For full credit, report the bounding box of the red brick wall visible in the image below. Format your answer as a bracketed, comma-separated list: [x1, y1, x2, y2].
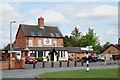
[102, 46, 120, 54]
[15, 59, 25, 69]
[14, 26, 63, 47]
[75, 53, 85, 60]
[0, 61, 9, 70]
[38, 17, 44, 28]
[14, 26, 26, 47]
[26, 37, 63, 47]
[75, 52, 97, 60]
[0, 60, 25, 70]
[1, 52, 25, 70]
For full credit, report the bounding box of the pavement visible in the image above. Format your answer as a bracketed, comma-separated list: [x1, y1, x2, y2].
[1, 61, 119, 78]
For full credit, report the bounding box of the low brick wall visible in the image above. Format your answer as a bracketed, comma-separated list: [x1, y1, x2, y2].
[15, 59, 25, 69]
[0, 59, 25, 70]
[0, 61, 9, 70]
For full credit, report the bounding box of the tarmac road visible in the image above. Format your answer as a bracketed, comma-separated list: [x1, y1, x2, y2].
[2, 61, 119, 78]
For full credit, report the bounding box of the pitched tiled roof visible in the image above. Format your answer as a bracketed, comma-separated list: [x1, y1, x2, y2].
[3, 44, 10, 51]
[67, 47, 96, 53]
[67, 47, 82, 53]
[20, 24, 63, 38]
[101, 44, 120, 54]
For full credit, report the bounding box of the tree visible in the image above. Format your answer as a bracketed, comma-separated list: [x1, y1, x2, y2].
[71, 27, 82, 40]
[63, 27, 102, 53]
[93, 43, 103, 53]
[71, 27, 82, 47]
[63, 36, 74, 47]
[80, 28, 101, 53]
[103, 42, 111, 49]
[101, 42, 111, 51]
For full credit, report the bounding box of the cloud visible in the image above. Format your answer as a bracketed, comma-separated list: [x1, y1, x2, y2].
[0, 3, 35, 48]
[30, 9, 68, 26]
[106, 22, 118, 36]
[0, 3, 20, 47]
[75, 5, 117, 19]
[41, 10, 67, 25]
[106, 28, 118, 36]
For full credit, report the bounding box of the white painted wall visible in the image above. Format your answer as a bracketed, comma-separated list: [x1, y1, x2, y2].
[59, 51, 68, 61]
[36, 51, 38, 58]
[54, 53, 57, 61]
[13, 51, 21, 60]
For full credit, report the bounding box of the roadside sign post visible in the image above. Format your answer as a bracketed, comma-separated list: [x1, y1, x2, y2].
[81, 46, 93, 72]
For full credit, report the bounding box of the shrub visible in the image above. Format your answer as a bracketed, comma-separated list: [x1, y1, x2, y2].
[36, 57, 43, 62]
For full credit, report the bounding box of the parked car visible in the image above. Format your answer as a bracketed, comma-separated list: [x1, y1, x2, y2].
[98, 56, 105, 62]
[77, 56, 94, 62]
[92, 57, 99, 62]
[25, 56, 38, 64]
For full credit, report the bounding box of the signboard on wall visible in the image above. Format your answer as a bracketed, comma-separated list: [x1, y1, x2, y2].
[44, 38, 52, 45]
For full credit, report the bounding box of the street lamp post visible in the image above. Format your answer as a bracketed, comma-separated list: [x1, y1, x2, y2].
[9, 21, 16, 70]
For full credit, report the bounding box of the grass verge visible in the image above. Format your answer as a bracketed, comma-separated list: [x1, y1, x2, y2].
[40, 68, 119, 78]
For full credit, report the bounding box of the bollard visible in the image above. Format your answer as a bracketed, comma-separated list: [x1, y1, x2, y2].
[43, 61, 45, 68]
[59, 61, 62, 67]
[51, 61, 54, 68]
[74, 61, 77, 67]
[33, 62, 35, 68]
[9, 62, 11, 70]
[67, 61, 69, 67]
[81, 61, 84, 66]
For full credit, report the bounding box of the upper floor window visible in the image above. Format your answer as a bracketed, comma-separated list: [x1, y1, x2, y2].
[29, 40, 33, 46]
[38, 32, 42, 36]
[30, 31, 35, 36]
[55, 33, 59, 37]
[38, 40, 42, 47]
[53, 41, 57, 46]
[50, 33, 55, 37]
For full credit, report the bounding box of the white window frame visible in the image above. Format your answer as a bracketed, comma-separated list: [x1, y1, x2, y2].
[29, 40, 33, 46]
[53, 41, 57, 46]
[59, 51, 65, 58]
[38, 40, 42, 47]
[43, 51, 46, 58]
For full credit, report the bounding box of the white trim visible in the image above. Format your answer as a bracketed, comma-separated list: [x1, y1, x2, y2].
[29, 40, 33, 47]
[36, 51, 38, 58]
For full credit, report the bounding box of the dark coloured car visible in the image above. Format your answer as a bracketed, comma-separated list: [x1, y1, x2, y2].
[25, 56, 37, 64]
[77, 56, 97, 62]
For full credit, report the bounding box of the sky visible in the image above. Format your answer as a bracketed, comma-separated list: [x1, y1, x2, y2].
[0, 0, 119, 49]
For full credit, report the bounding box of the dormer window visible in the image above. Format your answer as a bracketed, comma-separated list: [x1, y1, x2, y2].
[50, 33, 54, 37]
[55, 33, 59, 37]
[38, 32, 42, 36]
[30, 31, 35, 36]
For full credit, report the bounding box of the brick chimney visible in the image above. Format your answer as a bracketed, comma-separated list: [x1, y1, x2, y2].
[38, 16, 44, 28]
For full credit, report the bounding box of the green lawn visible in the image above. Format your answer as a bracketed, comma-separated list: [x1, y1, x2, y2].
[40, 68, 119, 78]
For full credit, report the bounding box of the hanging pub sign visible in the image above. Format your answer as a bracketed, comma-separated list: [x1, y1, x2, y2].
[44, 38, 52, 45]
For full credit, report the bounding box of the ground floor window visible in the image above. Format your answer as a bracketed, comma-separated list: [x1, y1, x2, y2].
[43, 51, 46, 58]
[59, 51, 65, 58]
